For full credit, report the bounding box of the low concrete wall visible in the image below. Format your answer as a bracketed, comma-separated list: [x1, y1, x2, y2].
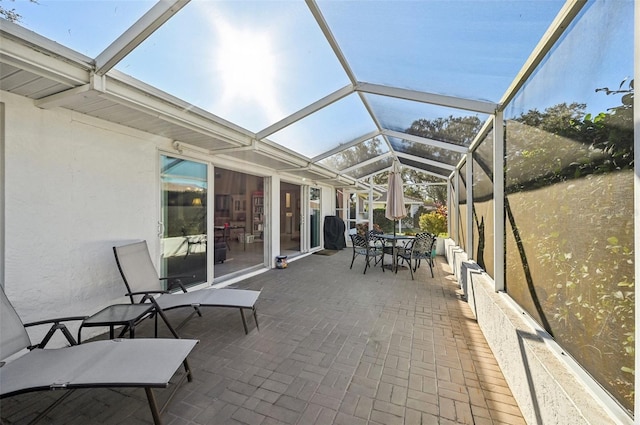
[445, 240, 467, 282]
[435, 237, 446, 256]
[444, 239, 631, 425]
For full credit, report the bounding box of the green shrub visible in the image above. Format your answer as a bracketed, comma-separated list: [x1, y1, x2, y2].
[419, 211, 447, 235]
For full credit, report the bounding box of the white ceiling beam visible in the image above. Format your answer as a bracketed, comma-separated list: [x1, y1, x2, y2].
[498, 0, 587, 110]
[356, 82, 497, 114]
[97, 76, 251, 146]
[468, 116, 495, 153]
[307, 2, 397, 163]
[356, 170, 385, 183]
[306, 0, 358, 85]
[401, 164, 449, 180]
[0, 31, 91, 87]
[356, 91, 397, 161]
[340, 152, 393, 174]
[410, 182, 448, 187]
[34, 83, 95, 109]
[355, 160, 405, 182]
[94, 0, 190, 75]
[0, 19, 93, 67]
[277, 166, 311, 173]
[306, 0, 394, 182]
[35, 73, 109, 109]
[383, 129, 469, 154]
[307, 162, 342, 178]
[307, 0, 397, 187]
[209, 142, 256, 155]
[109, 68, 254, 137]
[315, 175, 358, 187]
[311, 130, 380, 162]
[281, 161, 347, 179]
[254, 140, 311, 169]
[395, 151, 456, 171]
[308, 163, 357, 184]
[255, 84, 354, 140]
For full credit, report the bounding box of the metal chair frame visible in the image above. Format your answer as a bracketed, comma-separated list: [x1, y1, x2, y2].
[395, 233, 436, 279]
[349, 233, 384, 274]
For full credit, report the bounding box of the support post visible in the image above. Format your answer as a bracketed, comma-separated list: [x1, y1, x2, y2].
[466, 154, 473, 259]
[454, 169, 460, 245]
[494, 112, 505, 292]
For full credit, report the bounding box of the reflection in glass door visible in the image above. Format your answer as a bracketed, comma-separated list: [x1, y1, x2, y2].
[160, 155, 207, 287]
[310, 187, 321, 249]
[212, 167, 265, 279]
[280, 182, 300, 254]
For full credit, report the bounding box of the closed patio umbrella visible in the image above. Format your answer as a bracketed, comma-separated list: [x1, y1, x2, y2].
[385, 160, 407, 237]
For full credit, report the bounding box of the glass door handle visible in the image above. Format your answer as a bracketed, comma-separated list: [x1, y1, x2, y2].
[157, 221, 165, 238]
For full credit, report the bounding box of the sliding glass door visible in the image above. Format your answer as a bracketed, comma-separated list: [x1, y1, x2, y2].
[310, 187, 321, 249]
[212, 167, 265, 279]
[160, 155, 207, 287]
[280, 182, 301, 255]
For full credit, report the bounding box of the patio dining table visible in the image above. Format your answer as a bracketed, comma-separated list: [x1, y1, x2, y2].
[214, 225, 246, 251]
[375, 233, 414, 271]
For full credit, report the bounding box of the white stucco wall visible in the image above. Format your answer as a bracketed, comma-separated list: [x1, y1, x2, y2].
[2, 91, 166, 345]
[1, 91, 344, 347]
[444, 238, 632, 425]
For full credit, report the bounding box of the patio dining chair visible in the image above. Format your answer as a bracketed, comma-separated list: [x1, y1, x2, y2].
[349, 233, 383, 274]
[0, 286, 198, 425]
[395, 232, 436, 279]
[215, 225, 232, 251]
[113, 240, 261, 335]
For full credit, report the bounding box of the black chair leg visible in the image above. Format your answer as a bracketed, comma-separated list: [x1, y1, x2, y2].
[145, 388, 162, 425]
[240, 309, 248, 334]
[253, 307, 259, 331]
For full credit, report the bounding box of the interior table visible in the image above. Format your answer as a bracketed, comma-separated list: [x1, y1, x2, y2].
[214, 225, 246, 251]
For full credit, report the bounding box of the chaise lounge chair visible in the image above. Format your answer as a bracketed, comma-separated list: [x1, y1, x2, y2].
[113, 240, 261, 335]
[0, 286, 198, 425]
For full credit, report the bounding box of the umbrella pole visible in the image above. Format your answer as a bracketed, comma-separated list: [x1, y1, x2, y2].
[393, 220, 397, 271]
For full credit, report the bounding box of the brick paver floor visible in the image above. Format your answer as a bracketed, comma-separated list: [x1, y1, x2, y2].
[1, 250, 525, 425]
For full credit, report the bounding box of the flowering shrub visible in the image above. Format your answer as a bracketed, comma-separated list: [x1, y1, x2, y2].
[419, 203, 447, 235]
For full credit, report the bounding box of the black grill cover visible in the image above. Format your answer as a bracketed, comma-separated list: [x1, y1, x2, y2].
[324, 216, 346, 250]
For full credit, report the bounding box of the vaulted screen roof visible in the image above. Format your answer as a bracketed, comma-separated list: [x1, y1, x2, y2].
[1, 0, 569, 187]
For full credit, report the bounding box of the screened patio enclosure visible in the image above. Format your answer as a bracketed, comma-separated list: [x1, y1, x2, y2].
[0, 0, 637, 423]
[2, 0, 578, 186]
